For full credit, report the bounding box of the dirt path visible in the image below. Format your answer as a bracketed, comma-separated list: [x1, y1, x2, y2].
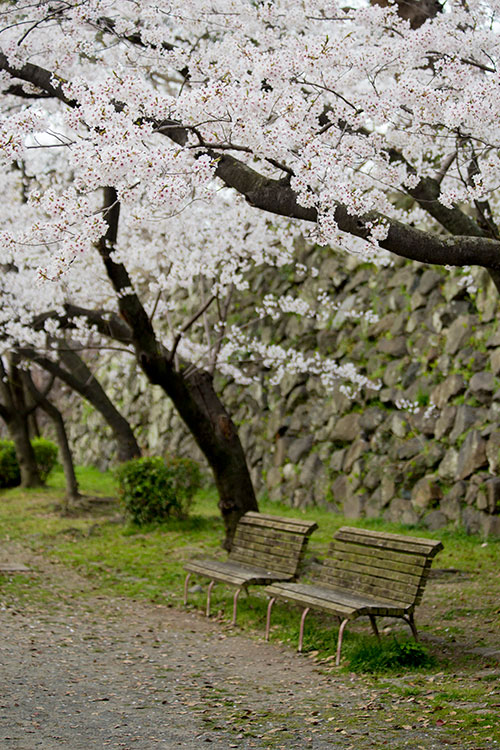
[0, 544, 498, 750]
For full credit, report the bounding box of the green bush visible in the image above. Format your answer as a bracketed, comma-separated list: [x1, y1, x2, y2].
[116, 454, 203, 525]
[32, 438, 59, 482]
[164, 453, 203, 511]
[0, 437, 58, 488]
[116, 456, 182, 525]
[0, 440, 21, 488]
[346, 636, 436, 673]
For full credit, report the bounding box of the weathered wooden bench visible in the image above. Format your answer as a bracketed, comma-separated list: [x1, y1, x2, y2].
[184, 511, 318, 624]
[265, 526, 443, 665]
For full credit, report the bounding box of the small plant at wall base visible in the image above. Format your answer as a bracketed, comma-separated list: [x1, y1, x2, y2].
[346, 636, 436, 674]
[116, 455, 202, 525]
[0, 438, 58, 489]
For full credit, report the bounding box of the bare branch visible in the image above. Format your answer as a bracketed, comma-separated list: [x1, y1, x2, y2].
[169, 292, 217, 365]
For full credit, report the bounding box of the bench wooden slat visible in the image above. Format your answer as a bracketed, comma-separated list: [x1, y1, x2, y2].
[321, 559, 425, 590]
[185, 559, 290, 586]
[267, 583, 409, 618]
[235, 526, 306, 546]
[233, 532, 305, 556]
[329, 540, 431, 571]
[230, 550, 298, 575]
[238, 512, 318, 536]
[322, 554, 427, 586]
[268, 581, 409, 612]
[323, 559, 425, 586]
[335, 527, 443, 557]
[232, 537, 305, 559]
[317, 569, 420, 603]
[317, 575, 420, 605]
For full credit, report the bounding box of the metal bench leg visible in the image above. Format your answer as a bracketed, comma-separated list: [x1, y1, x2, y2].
[265, 597, 276, 641]
[232, 587, 242, 626]
[206, 580, 215, 617]
[404, 612, 418, 641]
[298, 607, 310, 652]
[183, 573, 191, 606]
[336, 619, 349, 666]
[369, 614, 380, 641]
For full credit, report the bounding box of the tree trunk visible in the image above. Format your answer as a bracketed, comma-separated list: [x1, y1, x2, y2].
[97, 186, 258, 548]
[27, 411, 41, 440]
[20, 345, 141, 462]
[190, 371, 259, 548]
[0, 358, 43, 487]
[58, 347, 141, 462]
[6, 412, 43, 487]
[142, 359, 258, 549]
[22, 372, 81, 509]
[45, 406, 81, 510]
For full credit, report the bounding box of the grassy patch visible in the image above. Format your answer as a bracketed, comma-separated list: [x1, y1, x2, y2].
[346, 636, 436, 673]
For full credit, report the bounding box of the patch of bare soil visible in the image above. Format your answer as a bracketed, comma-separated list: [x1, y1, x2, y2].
[0, 541, 499, 750]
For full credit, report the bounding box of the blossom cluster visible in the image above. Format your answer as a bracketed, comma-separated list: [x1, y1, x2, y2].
[0, 0, 499, 388]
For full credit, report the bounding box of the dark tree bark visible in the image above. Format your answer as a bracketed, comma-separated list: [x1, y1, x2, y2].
[141, 362, 258, 549]
[58, 345, 141, 463]
[22, 371, 81, 509]
[92, 187, 258, 549]
[0, 357, 42, 487]
[19, 343, 141, 463]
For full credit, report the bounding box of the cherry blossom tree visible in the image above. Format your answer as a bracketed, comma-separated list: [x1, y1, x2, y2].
[1, 0, 500, 543]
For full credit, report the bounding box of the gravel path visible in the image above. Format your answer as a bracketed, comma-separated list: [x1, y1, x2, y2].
[0, 546, 495, 749]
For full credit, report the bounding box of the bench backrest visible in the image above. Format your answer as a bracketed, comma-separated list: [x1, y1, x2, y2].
[229, 512, 318, 576]
[317, 526, 443, 607]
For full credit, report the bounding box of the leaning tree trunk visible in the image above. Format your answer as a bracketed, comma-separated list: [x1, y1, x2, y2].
[0, 358, 42, 487]
[141, 358, 258, 550]
[6, 412, 43, 487]
[58, 347, 141, 462]
[188, 370, 259, 548]
[87, 186, 259, 548]
[20, 345, 142, 463]
[22, 371, 81, 510]
[42, 403, 81, 510]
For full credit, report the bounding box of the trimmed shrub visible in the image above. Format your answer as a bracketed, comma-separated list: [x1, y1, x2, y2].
[32, 438, 59, 483]
[0, 440, 21, 488]
[164, 453, 203, 512]
[0, 438, 58, 488]
[116, 456, 181, 525]
[116, 454, 203, 524]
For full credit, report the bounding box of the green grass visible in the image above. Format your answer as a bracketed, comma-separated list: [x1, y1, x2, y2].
[346, 636, 436, 673]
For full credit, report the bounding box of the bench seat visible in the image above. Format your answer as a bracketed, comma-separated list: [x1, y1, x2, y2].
[266, 581, 411, 618]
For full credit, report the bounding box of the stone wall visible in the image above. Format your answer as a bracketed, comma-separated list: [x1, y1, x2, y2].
[67, 247, 500, 537]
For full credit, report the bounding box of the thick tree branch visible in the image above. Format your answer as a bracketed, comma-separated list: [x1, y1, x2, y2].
[33, 304, 133, 344]
[0, 52, 76, 106]
[3, 54, 500, 272]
